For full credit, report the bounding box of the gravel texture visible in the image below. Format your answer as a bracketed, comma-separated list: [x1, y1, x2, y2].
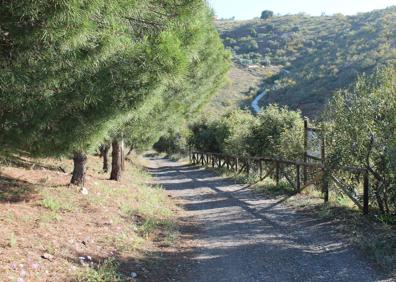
[147, 157, 389, 282]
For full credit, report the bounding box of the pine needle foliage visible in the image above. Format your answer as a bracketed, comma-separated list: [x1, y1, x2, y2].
[0, 0, 229, 156]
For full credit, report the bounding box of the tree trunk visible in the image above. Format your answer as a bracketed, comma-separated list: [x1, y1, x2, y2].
[102, 144, 110, 172]
[121, 138, 125, 171]
[71, 152, 87, 186]
[99, 144, 106, 157]
[110, 139, 122, 181]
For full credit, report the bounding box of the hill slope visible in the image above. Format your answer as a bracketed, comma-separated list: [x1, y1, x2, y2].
[214, 7, 396, 117]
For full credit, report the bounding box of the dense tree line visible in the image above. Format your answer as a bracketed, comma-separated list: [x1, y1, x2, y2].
[0, 0, 230, 184]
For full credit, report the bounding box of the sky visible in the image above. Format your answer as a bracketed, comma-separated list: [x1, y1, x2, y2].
[207, 0, 396, 19]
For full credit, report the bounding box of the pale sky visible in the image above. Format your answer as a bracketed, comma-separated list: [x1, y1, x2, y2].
[208, 0, 396, 19]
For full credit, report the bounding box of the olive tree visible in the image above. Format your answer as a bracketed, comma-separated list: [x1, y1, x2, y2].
[323, 66, 396, 213]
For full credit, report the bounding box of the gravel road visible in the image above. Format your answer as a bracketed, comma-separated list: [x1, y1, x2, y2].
[147, 157, 388, 282]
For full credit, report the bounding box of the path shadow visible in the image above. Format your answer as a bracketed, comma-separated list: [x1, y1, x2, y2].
[143, 160, 388, 280]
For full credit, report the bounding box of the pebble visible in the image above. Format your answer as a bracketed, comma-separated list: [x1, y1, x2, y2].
[80, 187, 89, 195]
[41, 253, 54, 261]
[130, 272, 138, 278]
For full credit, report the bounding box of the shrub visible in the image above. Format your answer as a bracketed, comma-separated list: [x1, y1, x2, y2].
[188, 119, 229, 153]
[246, 105, 304, 159]
[261, 10, 274, 20]
[323, 66, 396, 214]
[153, 129, 188, 155]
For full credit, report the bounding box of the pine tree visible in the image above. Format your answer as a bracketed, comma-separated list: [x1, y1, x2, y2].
[0, 1, 229, 184]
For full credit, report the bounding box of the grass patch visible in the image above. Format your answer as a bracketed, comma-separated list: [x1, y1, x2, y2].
[103, 231, 145, 253]
[40, 194, 76, 212]
[77, 258, 123, 282]
[359, 232, 396, 271]
[8, 232, 17, 248]
[252, 179, 295, 197]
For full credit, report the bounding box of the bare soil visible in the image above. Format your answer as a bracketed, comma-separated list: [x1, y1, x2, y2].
[0, 154, 176, 281]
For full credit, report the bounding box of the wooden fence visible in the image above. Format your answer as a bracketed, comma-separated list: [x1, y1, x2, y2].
[190, 151, 370, 215]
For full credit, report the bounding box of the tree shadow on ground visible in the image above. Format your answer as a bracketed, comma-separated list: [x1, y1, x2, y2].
[141, 162, 392, 281]
[0, 174, 37, 203]
[1, 154, 66, 172]
[67, 160, 394, 281]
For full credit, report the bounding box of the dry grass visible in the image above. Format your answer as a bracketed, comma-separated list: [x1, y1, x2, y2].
[0, 154, 178, 281]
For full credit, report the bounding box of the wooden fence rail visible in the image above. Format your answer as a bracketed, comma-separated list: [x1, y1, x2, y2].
[190, 151, 370, 215]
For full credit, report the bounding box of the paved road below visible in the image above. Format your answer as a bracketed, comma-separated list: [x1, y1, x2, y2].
[147, 157, 385, 282]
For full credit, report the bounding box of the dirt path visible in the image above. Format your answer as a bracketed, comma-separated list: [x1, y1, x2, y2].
[146, 157, 385, 282]
[251, 90, 266, 113]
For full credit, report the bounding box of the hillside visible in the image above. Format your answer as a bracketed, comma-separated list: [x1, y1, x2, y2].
[213, 7, 396, 117]
[204, 64, 278, 116]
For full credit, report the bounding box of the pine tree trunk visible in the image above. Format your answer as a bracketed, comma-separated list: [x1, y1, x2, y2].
[99, 145, 104, 157]
[71, 152, 87, 186]
[110, 139, 122, 181]
[121, 138, 125, 171]
[102, 145, 110, 172]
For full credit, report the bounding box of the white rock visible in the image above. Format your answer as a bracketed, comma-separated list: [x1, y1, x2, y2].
[80, 187, 89, 195]
[130, 272, 138, 278]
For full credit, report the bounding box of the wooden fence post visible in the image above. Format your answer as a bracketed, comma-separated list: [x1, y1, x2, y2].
[303, 118, 308, 184]
[296, 164, 301, 193]
[236, 157, 239, 172]
[275, 161, 280, 186]
[259, 160, 263, 180]
[322, 169, 329, 203]
[363, 170, 369, 215]
[246, 159, 250, 176]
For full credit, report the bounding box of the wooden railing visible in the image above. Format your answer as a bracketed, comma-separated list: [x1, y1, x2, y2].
[190, 151, 370, 215]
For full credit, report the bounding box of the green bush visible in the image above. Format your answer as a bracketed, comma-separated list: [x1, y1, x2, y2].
[153, 129, 188, 155]
[261, 10, 274, 20]
[246, 105, 304, 159]
[188, 119, 229, 153]
[323, 66, 396, 214]
[187, 105, 304, 160]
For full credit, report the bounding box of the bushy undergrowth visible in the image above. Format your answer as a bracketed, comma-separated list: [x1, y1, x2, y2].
[187, 105, 304, 160]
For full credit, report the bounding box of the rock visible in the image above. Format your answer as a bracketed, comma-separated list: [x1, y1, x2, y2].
[130, 272, 138, 278]
[19, 270, 27, 277]
[80, 187, 89, 195]
[79, 257, 88, 266]
[41, 253, 54, 261]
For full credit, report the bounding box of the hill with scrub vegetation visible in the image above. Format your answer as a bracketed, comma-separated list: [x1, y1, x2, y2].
[211, 6, 396, 117]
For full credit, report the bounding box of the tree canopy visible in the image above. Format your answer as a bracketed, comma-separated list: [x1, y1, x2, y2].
[260, 10, 274, 20]
[0, 0, 229, 158]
